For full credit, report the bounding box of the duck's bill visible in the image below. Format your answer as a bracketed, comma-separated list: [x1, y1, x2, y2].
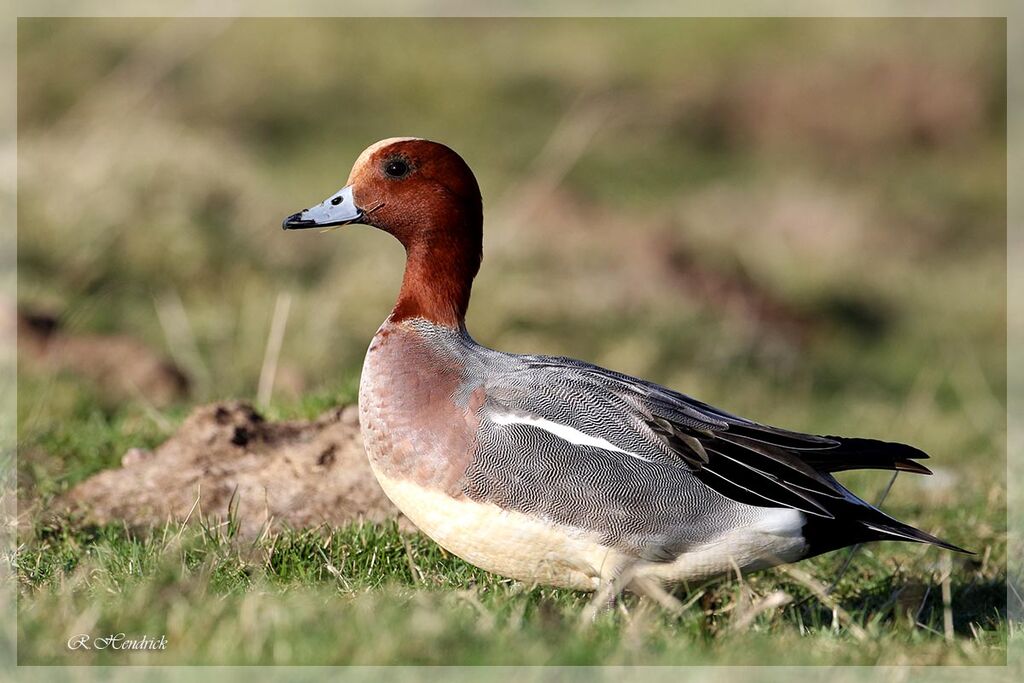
[282, 185, 363, 230]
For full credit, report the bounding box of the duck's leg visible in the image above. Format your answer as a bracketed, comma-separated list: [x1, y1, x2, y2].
[580, 559, 638, 623]
[630, 576, 686, 616]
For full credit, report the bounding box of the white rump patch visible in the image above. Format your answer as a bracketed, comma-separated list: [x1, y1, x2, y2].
[750, 507, 806, 538]
[490, 412, 648, 461]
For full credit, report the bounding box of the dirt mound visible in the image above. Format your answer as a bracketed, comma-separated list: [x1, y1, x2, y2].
[17, 307, 190, 407]
[58, 401, 404, 536]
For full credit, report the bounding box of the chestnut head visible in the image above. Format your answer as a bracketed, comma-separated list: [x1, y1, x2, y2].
[283, 137, 482, 253]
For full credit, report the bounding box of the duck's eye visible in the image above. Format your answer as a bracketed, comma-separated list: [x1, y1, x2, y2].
[384, 159, 409, 178]
[330, 195, 344, 206]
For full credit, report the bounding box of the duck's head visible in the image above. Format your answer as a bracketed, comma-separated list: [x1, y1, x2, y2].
[283, 137, 482, 248]
[283, 138, 484, 327]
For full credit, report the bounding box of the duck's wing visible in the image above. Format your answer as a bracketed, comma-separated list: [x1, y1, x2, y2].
[482, 354, 939, 526]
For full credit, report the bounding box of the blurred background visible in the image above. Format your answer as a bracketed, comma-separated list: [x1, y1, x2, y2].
[16, 16, 1005, 538]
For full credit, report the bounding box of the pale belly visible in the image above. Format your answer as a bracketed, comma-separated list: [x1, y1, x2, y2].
[370, 467, 610, 590]
[368, 463, 809, 592]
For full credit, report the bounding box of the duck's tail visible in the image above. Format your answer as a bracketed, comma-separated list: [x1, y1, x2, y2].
[801, 476, 972, 556]
[857, 516, 971, 554]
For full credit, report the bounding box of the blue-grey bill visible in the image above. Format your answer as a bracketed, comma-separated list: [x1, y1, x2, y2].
[282, 185, 362, 230]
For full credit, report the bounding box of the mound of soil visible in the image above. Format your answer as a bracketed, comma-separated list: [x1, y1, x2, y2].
[58, 401, 404, 536]
[17, 308, 190, 407]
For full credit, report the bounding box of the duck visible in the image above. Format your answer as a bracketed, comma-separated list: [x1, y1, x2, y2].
[283, 137, 967, 597]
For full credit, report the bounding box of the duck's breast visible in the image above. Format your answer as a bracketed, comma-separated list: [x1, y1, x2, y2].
[358, 321, 482, 495]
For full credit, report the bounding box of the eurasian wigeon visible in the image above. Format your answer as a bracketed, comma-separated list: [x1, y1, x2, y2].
[283, 137, 967, 595]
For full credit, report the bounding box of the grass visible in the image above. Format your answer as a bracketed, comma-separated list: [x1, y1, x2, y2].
[12, 366, 1008, 666]
[13, 515, 1007, 665]
[13, 17, 1009, 666]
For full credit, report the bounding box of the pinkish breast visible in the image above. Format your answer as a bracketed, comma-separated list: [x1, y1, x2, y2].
[358, 321, 483, 496]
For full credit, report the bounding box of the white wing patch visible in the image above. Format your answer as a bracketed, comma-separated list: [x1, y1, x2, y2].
[490, 412, 649, 461]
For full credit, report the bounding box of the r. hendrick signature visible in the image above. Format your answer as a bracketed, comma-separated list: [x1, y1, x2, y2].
[67, 633, 167, 651]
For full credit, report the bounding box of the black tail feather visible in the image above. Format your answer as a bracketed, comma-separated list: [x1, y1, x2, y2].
[859, 519, 972, 554]
[802, 436, 934, 476]
[802, 500, 973, 556]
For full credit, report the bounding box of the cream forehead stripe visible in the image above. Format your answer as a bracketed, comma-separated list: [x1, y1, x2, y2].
[353, 137, 425, 168]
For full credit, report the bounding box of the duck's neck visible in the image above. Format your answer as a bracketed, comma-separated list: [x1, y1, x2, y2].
[390, 228, 481, 329]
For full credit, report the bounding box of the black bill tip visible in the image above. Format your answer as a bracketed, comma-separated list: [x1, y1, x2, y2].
[282, 212, 315, 230]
